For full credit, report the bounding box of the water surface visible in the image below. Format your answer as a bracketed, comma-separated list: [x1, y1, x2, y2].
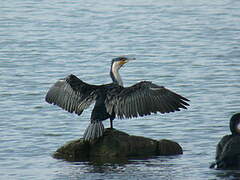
[1, 0, 240, 179]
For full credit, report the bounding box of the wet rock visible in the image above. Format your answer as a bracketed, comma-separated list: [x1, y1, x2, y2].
[54, 138, 90, 162]
[53, 128, 182, 163]
[158, 139, 183, 155]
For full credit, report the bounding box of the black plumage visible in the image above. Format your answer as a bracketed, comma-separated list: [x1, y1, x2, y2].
[45, 56, 190, 141]
[210, 113, 240, 169]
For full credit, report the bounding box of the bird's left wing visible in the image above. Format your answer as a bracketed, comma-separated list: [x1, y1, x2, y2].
[105, 81, 190, 119]
[45, 74, 100, 115]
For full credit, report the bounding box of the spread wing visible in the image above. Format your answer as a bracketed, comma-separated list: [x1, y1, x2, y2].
[105, 81, 190, 119]
[45, 74, 100, 115]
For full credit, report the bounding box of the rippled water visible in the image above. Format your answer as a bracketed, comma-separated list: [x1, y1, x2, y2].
[1, 0, 240, 179]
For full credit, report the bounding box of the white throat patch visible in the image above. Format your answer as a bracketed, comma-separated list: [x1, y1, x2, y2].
[112, 62, 123, 86]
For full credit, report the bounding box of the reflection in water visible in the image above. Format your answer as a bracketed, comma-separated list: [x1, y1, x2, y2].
[55, 156, 181, 180]
[213, 170, 240, 180]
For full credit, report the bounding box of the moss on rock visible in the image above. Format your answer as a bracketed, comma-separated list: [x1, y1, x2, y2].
[53, 128, 182, 163]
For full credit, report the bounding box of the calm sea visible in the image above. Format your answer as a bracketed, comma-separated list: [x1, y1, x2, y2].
[1, 0, 240, 179]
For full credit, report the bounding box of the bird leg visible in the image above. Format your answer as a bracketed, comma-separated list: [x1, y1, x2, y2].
[110, 119, 113, 129]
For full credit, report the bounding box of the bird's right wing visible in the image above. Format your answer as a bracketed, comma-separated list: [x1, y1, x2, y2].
[45, 74, 100, 115]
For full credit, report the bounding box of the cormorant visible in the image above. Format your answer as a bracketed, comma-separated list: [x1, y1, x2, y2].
[45, 56, 190, 141]
[210, 113, 240, 169]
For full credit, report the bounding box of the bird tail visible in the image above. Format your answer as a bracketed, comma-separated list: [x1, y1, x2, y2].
[83, 120, 104, 141]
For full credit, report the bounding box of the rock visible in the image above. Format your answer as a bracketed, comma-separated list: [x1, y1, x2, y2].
[53, 128, 183, 163]
[158, 139, 183, 155]
[54, 139, 90, 162]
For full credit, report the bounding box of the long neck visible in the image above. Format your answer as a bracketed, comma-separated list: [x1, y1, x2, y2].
[110, 64, 123, 86]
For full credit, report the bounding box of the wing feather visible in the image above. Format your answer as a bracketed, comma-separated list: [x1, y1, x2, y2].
[45, 74, 99, 115]
[105, 81, 189, 119]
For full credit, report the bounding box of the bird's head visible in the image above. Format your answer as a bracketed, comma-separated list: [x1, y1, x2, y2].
[230, 113, 240, 135]
[111, 56, 135, 70]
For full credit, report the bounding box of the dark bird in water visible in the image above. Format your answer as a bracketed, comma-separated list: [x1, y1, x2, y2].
[45, 56, 190, 141]
[210, 113, 240, 169]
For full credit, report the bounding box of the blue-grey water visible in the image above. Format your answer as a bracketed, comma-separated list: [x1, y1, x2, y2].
[1, 0, 240, 179]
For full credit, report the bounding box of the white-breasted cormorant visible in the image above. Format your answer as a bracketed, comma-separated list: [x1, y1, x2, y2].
[45, 56, 190, 141]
